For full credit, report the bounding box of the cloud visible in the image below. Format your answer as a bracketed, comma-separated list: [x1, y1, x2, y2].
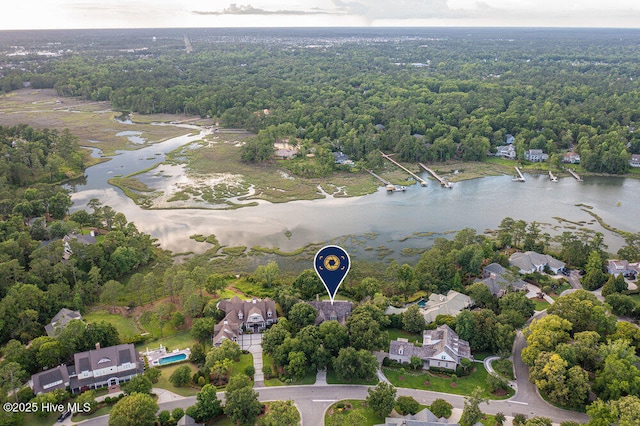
[193, 3, 346, 16]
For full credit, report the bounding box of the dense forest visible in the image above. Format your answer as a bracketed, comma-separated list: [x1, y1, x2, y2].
[2, 28, 640, 174]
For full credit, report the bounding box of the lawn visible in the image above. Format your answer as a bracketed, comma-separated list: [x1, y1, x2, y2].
[386, 328, 421, 345]
[326, 367, 378, 386]
[231, 353, 254, 378]
[324, 400, 384, 426]
[84, 310, 143, 340]
[383, 364, 513, 400]
[155, 362, 201, 397]
[492, 359, 515, 380]
[532, 298, 551, 311]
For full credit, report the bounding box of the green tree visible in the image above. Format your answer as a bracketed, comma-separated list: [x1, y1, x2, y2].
[224, 385, 262, 426]
[261, 400, 300, 426]
[288, 302, 317, 329]
[287, 351, 308, 381]
[76, 390, 98, 414]
[122, 375, 153, 395]
[395, 395, 420, 416]
[187, 384, 223, 423]
[333, 347, 378, 382]
[0, 362, 28, 401]
[254, 261, 280, 288]
[169, 365, 192, 387]
[402, 304, 426, 333]
[522, 315, 572, 366]
[459, 387, 488, 426]
[366, 382, 396, 418]
[292, 269, 325, 300]
[109, 393, 158, 426]
[429, 398, 453, 418]
[319, 320, 349, 357]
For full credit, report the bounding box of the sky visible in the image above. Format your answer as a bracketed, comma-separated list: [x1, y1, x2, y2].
[2, 0, 640, 30]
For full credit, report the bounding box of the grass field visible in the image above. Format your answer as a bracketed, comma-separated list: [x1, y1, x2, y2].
[386, 328, 421, 345]
[383, 363, 513, 400]
[532, 298, 551, 311]
[324, 400, 385, 426]
[84, 310, 143, 339]
[154, 362, 200, 397]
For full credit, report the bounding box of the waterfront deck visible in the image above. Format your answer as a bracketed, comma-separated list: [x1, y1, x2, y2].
[567, 168, 583, 181]
[513, 167, 525, 182]
[418, 163, 452, 188]
[380, 152, 427, 186]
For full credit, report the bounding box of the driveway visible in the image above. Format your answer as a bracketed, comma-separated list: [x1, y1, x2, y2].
[239, 333, 264, 386]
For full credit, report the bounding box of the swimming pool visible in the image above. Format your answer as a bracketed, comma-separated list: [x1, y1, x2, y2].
[158, 353, 187, 365]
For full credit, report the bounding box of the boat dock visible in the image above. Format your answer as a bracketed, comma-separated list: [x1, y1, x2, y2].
[368, 170, 405, 191]
[548, 171, 558, 182]
[513, 167, 526, 182]
[418, 163, 452, 188]
[567, 168, 583, 181]
[380, 152, 428, 186]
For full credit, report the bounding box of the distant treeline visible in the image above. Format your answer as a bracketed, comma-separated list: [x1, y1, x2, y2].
[3, 29, 640, 172]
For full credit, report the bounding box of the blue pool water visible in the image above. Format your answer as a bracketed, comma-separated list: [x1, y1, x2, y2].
[417, 300, 426, 307]
[158, 353, 187, 365]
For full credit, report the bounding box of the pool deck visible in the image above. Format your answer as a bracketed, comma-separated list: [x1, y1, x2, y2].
[144, 346, 191, 367]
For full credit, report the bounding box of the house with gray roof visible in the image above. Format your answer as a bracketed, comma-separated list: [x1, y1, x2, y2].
[509, 251, 565, 275]
[376, 406, 460, 426]
[30, 365, 70, 395]
[388, 324, 472, 371]
[525, 149, 548, 162]
[307, 300, 353, 325]
[495, 144, 516, 159]
[212, 319, 242, 346]
[607, 259, 639, 278]
[422, 290, 472, 323]
[475, 263, 527, 297]
[217, 296, 277, 333]
[630, 154, 640, 168]
[30, 343, 144, 395]
[45, 308, 82, 336]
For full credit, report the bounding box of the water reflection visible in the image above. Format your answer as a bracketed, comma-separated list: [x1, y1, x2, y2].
[68, 127, 639, 257]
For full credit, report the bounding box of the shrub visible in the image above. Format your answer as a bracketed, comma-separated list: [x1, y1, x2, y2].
[395, 396, 420, 416]
[16, 387, 34, 403]
[244, 365, 255, 378]
[429, 398, 452, 418]
[262, 365, 273, 379]
[513, 413, 528, 425]
[172, 407, 184, 421]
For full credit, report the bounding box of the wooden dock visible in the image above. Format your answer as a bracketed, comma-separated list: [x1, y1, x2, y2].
[513, 167, 525, 182]
[548, 171, 558, 182]
[418, 163, 452, 188]
[567, 168, 583, 181]
[380, 152, 427, 187]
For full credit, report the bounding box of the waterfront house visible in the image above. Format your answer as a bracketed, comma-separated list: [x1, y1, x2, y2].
[475, 263, 527, 297]
[525, 149, 548, 162]
[388, 324, 472, 371]
[45, 308, 82, 337]
[217, 296, 277, 333]
[307, 300, 353, 325]
[421, 290, 473, 323]
[495, 144, 516, 159]
[607, 259, 639, 278]
[30, 343, 144, 394]
[563, 151, 581, 164]
[509, 251, 565, 274]
[630, 154, 640, 168]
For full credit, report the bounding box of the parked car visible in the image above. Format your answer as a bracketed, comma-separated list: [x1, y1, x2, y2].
[57, 410, 71, 423]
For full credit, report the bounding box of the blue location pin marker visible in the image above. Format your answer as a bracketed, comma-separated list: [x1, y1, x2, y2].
[314, 245, 351, 304]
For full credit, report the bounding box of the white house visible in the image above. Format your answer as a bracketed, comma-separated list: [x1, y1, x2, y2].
[509, 251, 565, 274]
[388, 325, 472, 371]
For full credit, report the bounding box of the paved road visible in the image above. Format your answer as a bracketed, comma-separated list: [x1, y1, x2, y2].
[77, 381, 588, 426]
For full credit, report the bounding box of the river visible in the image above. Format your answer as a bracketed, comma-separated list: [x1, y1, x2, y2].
[68, 128, 639, 259]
